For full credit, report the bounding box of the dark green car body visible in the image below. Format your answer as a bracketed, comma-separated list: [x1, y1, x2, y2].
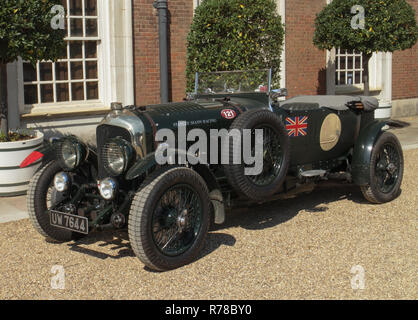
[23, 70, 404, 271]
[34, 90, 387, 216]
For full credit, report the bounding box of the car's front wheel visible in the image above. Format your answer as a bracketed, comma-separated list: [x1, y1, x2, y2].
[27, 161, 77, 242]
[360, 132, 404, 204]
[128, 167, 211, 271]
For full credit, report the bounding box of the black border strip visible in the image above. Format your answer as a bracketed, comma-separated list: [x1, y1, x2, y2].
[0, 181, 29, 187]
[0, 160, 41, 170]
[0, 142, 43, 152]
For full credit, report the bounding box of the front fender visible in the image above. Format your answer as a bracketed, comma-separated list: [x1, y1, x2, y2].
[351, 120, 389, 186]
[125, 152, 158, 180]
[125, 148, 201, 180]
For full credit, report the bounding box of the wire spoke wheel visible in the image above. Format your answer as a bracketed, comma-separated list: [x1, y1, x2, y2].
[247, 125, 284, 187]
[27, 161, 80, 242]
[361, 132, 404, 204]
[152, 185, 203, 256]
[129, 167, 210, 271]
[374, 143, 400, 194]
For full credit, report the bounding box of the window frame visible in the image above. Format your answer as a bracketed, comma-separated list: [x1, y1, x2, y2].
[9, 0, 134, 120]
[20, 0, 103, 114]
[327, 49, 383, 95]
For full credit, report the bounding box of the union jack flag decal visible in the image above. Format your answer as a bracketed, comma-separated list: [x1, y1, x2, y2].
[285, 116, 308, 137]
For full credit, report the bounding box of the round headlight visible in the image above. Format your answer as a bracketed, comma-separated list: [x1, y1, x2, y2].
[54, 172, 70, 192]
[98, 178, 118, 200]
[59, 138, 87, 170]
[102, 138, 134, 176]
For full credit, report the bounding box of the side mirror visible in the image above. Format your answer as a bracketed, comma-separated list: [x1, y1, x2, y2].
[270, 88, 288, 101]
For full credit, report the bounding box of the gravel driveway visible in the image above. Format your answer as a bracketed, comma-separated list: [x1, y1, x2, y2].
[0, 149, 417, 300]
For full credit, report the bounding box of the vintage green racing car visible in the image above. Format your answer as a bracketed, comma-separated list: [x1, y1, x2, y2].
[20, 70, 404, 271]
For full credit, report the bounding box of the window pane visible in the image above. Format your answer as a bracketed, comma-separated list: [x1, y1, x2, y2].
[339, 72, 346, 85]
[56, 83, 69, 102]
[340, 57, 346, 70]
[55, 62, 68, 80]
[24, 85, 38, 104]
[347, 72, 354, 85]
[71, 82, 84, 100]
[23, 63, 37, 82]
[70, 18, 83, 36]
[86, 61, 97, 79]
[347, 56, 353, 69]
[41, 84, 54, 103]
[23, 0, 100, 106]
[355, 56, 361, 69]
[60, 44, 68, 60]
[70, 0, 82, 15]
[70, 41, 83, 58]
[40, 63, 53, 81]
[86, 81, 98, 100]
[85, 41, 97, 58]
[70, 62, 83, 79]
[355, 71, 361, 84]
[85, 19, 98, 37]
[85, 0, 97, 16]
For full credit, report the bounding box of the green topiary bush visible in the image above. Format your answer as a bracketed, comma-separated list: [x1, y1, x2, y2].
[313, 0, 418, 95]
[0, 0, 66, 140]
[186, 0, 285, 93]
[0, 0, 66, 65]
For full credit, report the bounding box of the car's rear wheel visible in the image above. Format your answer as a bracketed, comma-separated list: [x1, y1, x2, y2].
[360, 132, 404, 204]
[128, 167, 210, 271]
[223, 109, 290, 200]
[27, 161, 78, 242]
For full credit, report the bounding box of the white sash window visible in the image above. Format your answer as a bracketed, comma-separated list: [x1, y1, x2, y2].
[23, 0, 100, 106]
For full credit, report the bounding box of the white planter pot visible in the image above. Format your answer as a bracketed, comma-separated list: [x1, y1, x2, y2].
[375, 101, 392, 120]
[0, 131, 44, 197]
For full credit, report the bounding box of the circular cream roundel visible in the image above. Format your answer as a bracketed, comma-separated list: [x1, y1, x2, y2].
[320, 114, 342, 151]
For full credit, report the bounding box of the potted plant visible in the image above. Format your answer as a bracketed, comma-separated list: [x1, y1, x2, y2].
[0, 130, 45, 196]
[186, 0, 285, 92]
[0, 0, 66, 196]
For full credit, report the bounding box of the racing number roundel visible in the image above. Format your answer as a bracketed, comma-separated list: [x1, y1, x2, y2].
[221, 109, 237, 120]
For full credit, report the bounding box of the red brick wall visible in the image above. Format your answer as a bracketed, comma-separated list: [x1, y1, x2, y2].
[168, 1, 194, 102]
[392, 0, 418, 100]
[285, 0, 327, 97]
[132, 0, 193, 105]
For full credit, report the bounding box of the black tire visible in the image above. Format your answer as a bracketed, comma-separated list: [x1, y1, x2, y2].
[128, 167, 211, 271]
[27, 161, 78, 242]
[361, 132, 404, 204]
[223, 109, 290, 200]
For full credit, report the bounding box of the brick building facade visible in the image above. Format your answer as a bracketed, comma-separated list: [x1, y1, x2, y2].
[132, 0, 194, 105]
[3, 0, 418, 139]
[131, 0, 417, 116]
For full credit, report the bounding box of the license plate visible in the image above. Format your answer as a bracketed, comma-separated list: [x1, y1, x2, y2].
[50, 210, 89, 235]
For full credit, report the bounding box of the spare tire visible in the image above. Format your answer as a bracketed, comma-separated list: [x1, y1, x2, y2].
[223, 109, 290, 201]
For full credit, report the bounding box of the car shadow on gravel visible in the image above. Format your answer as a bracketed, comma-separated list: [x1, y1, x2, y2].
[63, 182, 382, 269]
[143, 232, 237, 273]
[215, 182, 369, 232]
[67, 229, 135, 260]
[66, 226, 237, 269]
